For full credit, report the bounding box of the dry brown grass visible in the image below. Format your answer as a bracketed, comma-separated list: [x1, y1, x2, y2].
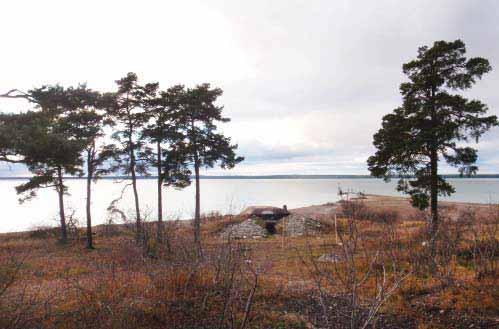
[0, 198, 498, 328]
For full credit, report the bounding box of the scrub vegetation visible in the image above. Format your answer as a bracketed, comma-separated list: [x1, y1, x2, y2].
[0, 197, 498, 329]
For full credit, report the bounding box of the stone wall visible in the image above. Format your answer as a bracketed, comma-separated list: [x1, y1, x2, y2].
[276, 214, 323, 237]
[221, 218, 267, 239]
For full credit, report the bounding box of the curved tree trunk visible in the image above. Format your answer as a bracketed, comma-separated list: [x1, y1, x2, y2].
[129, 130, 142, 242]
[56, 166, 67, 244]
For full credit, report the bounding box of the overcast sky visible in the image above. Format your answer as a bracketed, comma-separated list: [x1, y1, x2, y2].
[1, 0, 498, 176]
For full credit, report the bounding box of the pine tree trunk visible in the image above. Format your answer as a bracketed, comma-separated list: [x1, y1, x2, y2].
[194, 160, 201, 253]
[156, 141, 163, 244]
[429, 85, 439, 260]
[131, 156, 141, 241]
[56, 166, 68, 244]
[129, 135, 142, 242]
[86, 148, 94, 249]
[429, 148, 439, 258]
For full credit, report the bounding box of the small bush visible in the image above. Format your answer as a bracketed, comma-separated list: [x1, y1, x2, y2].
[340, 201, 399, 223]
[28, 226, 60, 239]
[201, 211, 224, 221]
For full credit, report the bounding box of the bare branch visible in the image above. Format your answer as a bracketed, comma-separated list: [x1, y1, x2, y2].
[0, 89, 37, 103]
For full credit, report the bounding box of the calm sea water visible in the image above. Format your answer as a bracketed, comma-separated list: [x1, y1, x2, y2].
[1, 178, 498, 233]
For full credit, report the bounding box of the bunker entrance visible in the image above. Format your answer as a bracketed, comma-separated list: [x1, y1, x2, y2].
[265, 222, 277, 235]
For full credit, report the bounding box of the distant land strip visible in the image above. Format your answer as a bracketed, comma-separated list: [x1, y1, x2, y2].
[1, 174, 499, 180]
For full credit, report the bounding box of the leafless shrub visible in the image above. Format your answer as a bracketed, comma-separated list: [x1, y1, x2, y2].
[201, 211, 224, 222]
[0, 249, 50, 329]
[405, 209, 464, 284]
[0, 250, 24, 298]
[32, 209, 82, 242]
[407, 207, 498, 284]
[459, 207, 499, 280]
[66, 208, 81, 241]
[103, 182, 134, 237]
[62, 264, 140, 328]
[53, 236, 266, 329]
[432, 213, 464, 285]
[366, 209, 399, 224]
[340, 201, 368, 220]
[141, 238, 264, 329]
[303, 218, 410, 328]
[28, 225, 60, 239]
[101, 212, 121, 237]
[340, 201, 399, 224]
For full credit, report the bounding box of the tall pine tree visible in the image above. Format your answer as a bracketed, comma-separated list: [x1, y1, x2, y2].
[181, 84, 243, 253]
[105, 73, 153, 241]
[368, 40, 498, 244]
[0, 86, 88, 243]
[142, 84, 191, 246]
[62, 87, 116, 249]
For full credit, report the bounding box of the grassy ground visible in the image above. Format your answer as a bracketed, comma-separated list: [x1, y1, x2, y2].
[0, 196, 498, 328]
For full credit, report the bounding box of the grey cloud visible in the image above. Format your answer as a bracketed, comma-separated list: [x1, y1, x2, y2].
[1, 0, 498, 175]
[213, 0, 499, 174]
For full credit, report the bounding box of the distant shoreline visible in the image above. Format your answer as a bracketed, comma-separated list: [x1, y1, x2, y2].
[1, 174, 499, 180]
[0, 194, 495, 235]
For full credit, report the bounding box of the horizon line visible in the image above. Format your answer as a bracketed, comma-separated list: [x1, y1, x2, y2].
[1, 174, 499, 180]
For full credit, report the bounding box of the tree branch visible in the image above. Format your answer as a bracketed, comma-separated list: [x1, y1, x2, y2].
[0, 89, 37, 103]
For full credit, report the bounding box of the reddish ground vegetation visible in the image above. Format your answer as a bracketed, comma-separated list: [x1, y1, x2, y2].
[0, 196, 498, 328]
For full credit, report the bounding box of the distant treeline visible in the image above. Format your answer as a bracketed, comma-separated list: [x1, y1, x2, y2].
[2, 174, 499, 180]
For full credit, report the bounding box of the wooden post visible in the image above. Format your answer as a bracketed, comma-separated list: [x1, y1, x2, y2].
[282, 205, 288, 249]
[281, 218, 286, 250]
[334, 213, 338, 245]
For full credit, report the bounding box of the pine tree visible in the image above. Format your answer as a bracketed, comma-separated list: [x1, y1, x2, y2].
[181, 84, 243, 253]
[142, 84, 191, 247]
[368, 40, 498, 246]
[105, 73, 152, 241]
[62, 87, 116, 249]
[0, 86, 88, 243]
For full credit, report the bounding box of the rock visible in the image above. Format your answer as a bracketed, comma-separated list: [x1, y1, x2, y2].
[221, 218, 268, 239]
[276, 214, 323, 237]
[317, 253, 342, 263]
